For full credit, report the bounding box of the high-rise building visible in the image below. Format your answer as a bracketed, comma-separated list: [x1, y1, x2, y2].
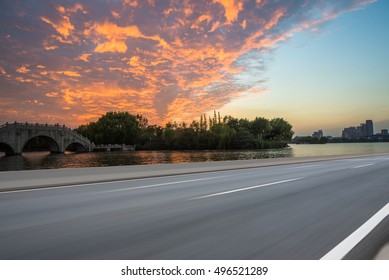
[342, 127, 357, 139]
[312, 130, 323, 139]
[358, 123, 366, 137]
[365, 120, 374, 136]
[342, 120, 375, 139]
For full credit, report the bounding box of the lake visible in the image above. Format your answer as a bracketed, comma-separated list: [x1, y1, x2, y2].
[1, 143, 389, 171]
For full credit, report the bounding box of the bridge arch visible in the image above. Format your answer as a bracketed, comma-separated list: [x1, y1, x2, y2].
[0, 142, 15, 156]
[65, 142, 88, 153]
[22, 135, 60, 154]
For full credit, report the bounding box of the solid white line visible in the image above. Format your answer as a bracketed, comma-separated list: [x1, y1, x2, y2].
[289, 164, 322, 169]
[321, 202, 389, 260]
[0, 182, 115, 194]
[190, 177, 304, 200]
[99, 176, 229, 193]
[0, 174, 229, 195]
[352, 163, 375, 169]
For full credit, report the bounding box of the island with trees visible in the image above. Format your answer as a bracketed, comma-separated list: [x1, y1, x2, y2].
[74, 111, 294, 151]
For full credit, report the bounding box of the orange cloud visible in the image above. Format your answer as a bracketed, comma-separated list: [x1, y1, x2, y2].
[128, 56, 140, 66]
[45, 91, 59, 97]
[123, 0, 138, 7]
[60, 70, 81, 77]
[264, 8, 285, 30]
[89, 21, 169, 53]
[16, 65, 30, 73]
[78, 53, 91, 62]
[15, 77, 33, 83]
[26, 99, 44, 106]
[40, 15, 74, 38]
[213, 0, 243, 24]
[198, 14, 213, 24]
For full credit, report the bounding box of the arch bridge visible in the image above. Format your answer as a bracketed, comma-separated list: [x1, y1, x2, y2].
[0, 122, 92, 156]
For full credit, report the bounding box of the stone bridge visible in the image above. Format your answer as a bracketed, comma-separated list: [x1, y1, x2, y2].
[0, 122, 93, 156]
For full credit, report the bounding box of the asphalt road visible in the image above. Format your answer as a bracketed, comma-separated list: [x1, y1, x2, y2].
[1, 155, 389, 259]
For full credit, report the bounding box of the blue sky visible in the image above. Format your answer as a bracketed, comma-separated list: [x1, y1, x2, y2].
[219, 0, 389, 136]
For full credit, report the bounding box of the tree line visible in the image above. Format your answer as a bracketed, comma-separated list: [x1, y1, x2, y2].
[74, 111, 294, 150]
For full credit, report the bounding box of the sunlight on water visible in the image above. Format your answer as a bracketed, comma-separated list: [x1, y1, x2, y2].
[1, 143, 389, 171]
[290, 143, 389, 157]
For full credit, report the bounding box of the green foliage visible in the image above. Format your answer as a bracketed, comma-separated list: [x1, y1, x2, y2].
[268, 118, 294, 141]
[74, 111, 142, 145]
[75, 111, 294, 150]
[250, 117, 271, 140]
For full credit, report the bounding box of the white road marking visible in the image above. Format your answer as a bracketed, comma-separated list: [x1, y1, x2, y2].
[321, 202, 389, 260]
[352, 163, 375, 169]
[190, 177, 304, 200]
[0, 181, 117, 194]
[0, 174, 229, 195]
[289, 164, 322, 169]
[99, 176, 229, 193]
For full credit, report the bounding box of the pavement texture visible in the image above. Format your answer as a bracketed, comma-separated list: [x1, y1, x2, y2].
[1, 153, 389, 260]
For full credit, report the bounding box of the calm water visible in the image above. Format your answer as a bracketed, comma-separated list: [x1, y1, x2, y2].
[1, 143, 389, 171]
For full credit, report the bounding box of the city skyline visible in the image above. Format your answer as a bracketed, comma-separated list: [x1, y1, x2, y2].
[1, 0, 388, 137]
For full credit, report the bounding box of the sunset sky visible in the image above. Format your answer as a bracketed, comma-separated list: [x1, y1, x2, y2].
[0, 0, 388, 136]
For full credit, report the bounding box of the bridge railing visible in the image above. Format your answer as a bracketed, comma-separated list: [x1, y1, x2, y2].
[0, 122, 92, 145]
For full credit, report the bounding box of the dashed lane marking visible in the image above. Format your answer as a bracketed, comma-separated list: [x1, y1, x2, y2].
[189, 177, 304, 200]
[99, 176, 230, 194]
[352, 163, 375, 169]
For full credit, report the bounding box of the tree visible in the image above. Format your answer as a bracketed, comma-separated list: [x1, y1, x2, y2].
[238, 118, 250, 131]
[162, 122, 176, 149]
[250, 117, 271, 140]
[76, 112, 142, 145]
[140, 124, 163, 148]
[75, 110, 294, 150]
[232, 130, 256, 149]
[269, 118, 294, 141]
[74, 122, 97, 142]
[226, 116, 240, 130]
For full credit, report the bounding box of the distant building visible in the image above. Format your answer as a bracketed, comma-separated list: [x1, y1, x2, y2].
[358, 123, 366, 137]
[342, 120, 374, 139]
[312, 130, 323, 139]
[365, 120, 374, 136]
[342, 127, 357, 139]
[381, 129, 388, 135]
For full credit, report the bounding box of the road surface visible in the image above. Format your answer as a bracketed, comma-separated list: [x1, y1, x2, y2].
[1, 155, 389, 259]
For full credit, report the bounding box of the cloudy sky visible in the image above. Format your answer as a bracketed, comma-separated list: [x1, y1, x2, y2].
[0, 0, 388, 136]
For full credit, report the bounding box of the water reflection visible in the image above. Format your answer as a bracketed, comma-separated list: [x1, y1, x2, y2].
[1, 143, 389, 171]
[0, 148, 294, 171]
